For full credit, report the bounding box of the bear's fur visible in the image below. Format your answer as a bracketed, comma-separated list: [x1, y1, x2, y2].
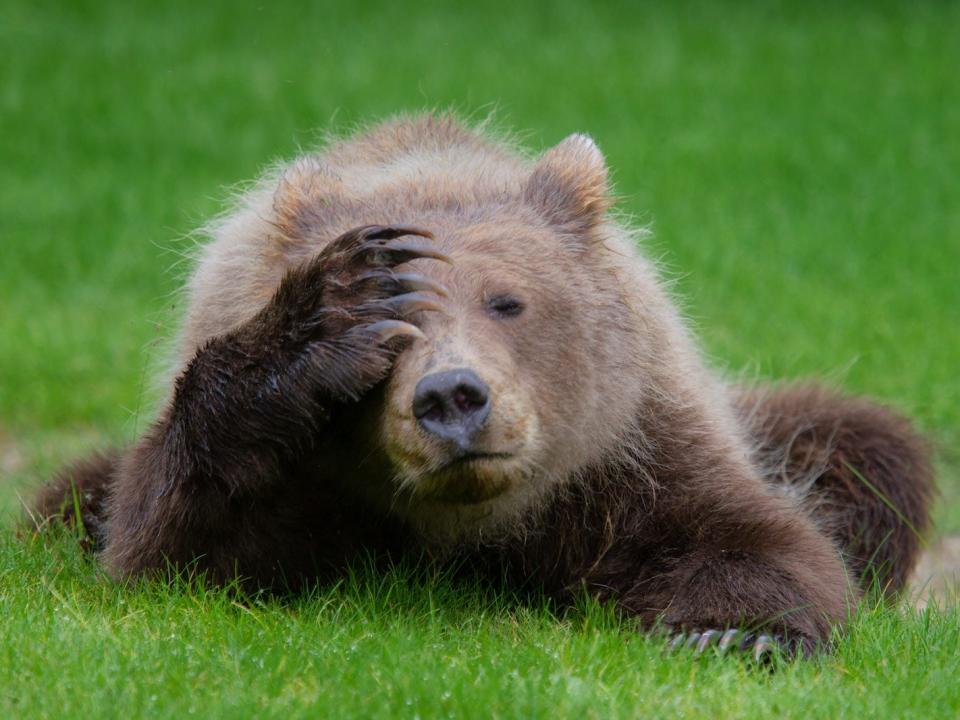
[32, 114, 934, 653]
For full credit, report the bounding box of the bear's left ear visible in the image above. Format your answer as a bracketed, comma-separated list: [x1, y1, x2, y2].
[523, 133, 611, 235]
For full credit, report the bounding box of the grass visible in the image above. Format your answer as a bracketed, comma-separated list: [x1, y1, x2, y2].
[3, 531, 960, 720]
[1, 0, 958, 717]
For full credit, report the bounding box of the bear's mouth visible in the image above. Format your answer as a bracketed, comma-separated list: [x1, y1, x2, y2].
[436, 451, 512, 472]
[419, 451, 514, 504]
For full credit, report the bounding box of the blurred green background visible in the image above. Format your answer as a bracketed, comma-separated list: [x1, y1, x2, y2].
[1, 0, 957, 519]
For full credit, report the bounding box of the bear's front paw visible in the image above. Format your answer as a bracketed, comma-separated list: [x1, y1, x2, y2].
[265, 224, 452, 400]
[279, 224, 450, 337]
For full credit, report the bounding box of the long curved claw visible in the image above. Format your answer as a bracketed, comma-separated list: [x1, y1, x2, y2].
[378, 292, 448, 316]
[752, 634, 777, 662]
[363, 239, 453, 267]
[695, 629, 722, 655]
[717, 629, 744, 653]
[358, 271, 450, 298]
[353, 224, 434, 242]
[363, 319, 425, 343]
[390, 272, 449, 297]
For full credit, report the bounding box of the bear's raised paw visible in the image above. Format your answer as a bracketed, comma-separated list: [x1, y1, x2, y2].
[256, 224, 452, 401]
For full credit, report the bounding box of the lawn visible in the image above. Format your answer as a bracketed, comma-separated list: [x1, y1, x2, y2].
[1, 0, 958, 717]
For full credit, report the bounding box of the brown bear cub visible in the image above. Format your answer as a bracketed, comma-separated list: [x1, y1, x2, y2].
[33, 114, 934, 657]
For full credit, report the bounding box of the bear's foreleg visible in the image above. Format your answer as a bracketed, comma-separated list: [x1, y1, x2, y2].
[588, 396, 857, 657]
[648, 509, 854, 658]
[99, 225, 449, 585]
[644, 448, 854, 656]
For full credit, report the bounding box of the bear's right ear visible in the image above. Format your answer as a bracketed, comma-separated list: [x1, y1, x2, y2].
[273, 158, 344, 239]
[523, 133, 611, 236]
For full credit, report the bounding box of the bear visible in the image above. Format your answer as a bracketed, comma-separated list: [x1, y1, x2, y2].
[32, 113, 934, 657]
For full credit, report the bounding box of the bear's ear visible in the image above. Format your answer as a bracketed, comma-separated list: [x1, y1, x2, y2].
[523, 133, 611, 235]
[273, 157, 343, 239]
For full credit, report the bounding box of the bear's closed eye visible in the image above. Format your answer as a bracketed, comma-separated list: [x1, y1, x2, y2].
[486, 294, 525, 318]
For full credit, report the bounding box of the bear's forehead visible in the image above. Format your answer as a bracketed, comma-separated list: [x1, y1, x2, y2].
[416, 218, 577, 280]
[440, 216, 558, 249]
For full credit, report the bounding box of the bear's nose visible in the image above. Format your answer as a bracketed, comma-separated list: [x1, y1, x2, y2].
[412, 368, 492, 450]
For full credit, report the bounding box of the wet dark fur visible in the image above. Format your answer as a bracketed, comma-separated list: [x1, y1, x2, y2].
[30, 223, 934, 654]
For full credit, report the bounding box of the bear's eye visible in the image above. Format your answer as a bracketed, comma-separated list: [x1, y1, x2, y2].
[486, 294, 525, 318]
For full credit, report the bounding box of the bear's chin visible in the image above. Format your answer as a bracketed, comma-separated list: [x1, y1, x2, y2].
[412, 456, 512, 505]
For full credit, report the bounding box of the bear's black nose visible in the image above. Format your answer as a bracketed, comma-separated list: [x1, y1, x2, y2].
[412, 368, 492, 451]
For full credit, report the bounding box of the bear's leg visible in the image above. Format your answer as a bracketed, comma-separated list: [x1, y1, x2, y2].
[555, 387, 857, 656]
[43, 225, 448, 587]
[734, 384, 935, 596]
[639, 491, 854, 657]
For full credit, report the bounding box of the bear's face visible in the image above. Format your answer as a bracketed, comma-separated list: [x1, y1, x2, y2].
[359, 135, 651, 543]
[381, 216, 593, 510]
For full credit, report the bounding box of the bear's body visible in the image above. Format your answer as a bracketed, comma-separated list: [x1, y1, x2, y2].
[34, 115, 933, 654]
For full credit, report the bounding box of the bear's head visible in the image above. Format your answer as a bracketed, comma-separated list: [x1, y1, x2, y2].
[192, 121, 668, 547]
[335, 134, 659, 545]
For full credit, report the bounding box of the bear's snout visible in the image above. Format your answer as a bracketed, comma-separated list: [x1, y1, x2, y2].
[412, 368, 491, 452]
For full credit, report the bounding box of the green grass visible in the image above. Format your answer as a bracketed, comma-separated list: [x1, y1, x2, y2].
[1, 0, 958, 717]
[4, 531, 960, 720]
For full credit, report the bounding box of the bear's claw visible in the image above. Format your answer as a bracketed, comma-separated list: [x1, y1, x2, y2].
[295, 224, 450, 335]
[668, 628, 783, 661]
[324, 224, 449, 270]
[361, 239, 453, 267]
[359, 271, 450, 298]
[341, 224, 435, 243]
[364, 319, 427, 343]
[376, 291, 448, 317]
